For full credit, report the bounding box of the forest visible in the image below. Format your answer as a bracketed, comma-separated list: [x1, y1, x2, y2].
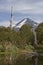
[0, 23, 43, 65]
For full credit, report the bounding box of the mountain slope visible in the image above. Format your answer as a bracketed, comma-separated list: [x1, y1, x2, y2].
[14, 18, 37, 31]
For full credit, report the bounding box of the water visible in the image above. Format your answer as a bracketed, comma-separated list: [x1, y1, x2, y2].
[0, 53, 43, 65]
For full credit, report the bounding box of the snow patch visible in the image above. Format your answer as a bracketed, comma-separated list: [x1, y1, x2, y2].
[16, 19, 27, 28]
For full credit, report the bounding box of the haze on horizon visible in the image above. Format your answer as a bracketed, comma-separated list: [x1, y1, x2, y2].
[0, 0, 43, 27]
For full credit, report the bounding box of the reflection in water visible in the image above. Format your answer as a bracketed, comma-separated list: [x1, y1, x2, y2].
[32, 55, 38, 65]
[0, 53, 43, 65]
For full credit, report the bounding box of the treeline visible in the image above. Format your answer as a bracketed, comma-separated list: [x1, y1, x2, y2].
[0, 23, 43, 52]
[36, 23, 43, 45]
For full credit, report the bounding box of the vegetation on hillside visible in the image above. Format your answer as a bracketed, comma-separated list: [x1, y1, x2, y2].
[0, 24, 34, 52]
[0, 23, 43, 52]
[36, 23, 43, 45]
[0, 23, 43, 65]
[36, 23, 43, 53]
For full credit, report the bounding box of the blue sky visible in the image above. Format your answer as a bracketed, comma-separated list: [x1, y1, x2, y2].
[0, 0, 43, 26]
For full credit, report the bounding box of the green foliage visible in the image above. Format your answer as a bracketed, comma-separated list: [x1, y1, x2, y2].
[0, 45, 4, 52]
[0, 24, 43, 65]
[36, 44, 43, 53]
[0, 27, 16, 42]
[38, 56, 43, 65]
[19, 24, 34, 45]
[25, 45, 35, 52]
[36, 23, 43, 45]
[0, 25, 34, 51]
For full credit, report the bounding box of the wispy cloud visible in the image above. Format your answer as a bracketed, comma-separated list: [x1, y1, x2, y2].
[0, 21, 10, 27]
[0, 0, 43, 14]
[0, 0, 43, 26]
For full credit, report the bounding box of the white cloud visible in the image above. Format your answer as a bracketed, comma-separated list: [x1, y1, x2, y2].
[0, 20, 17, 27]
[0, 21, 10, 27]
[0, 0, 43, 24]
[36, 2, 43, 6]
[34, 19, 43, 23]
[0, 0, 43, 14]
[15, 1, 43, 14]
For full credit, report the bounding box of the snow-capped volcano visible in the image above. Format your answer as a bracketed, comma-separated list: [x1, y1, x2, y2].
[15, 19, 27, 28]
[15, 18, 37, 29]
